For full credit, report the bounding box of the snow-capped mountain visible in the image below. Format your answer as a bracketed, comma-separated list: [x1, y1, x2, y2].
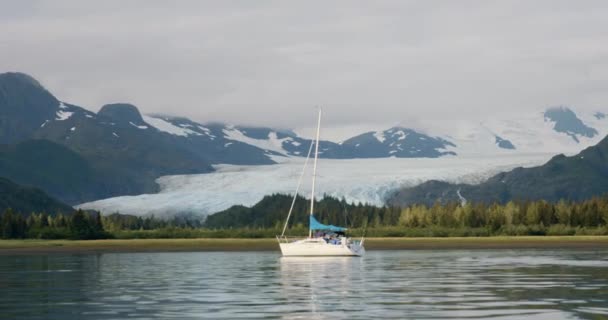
[145, 118, 459, 160]
[341, 127, 456, 158]
[2, 71, 608, 210]
[422, 106, 608, 157]
[161, 106, 607, 161]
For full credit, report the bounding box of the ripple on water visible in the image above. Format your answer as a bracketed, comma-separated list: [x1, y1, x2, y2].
[0, 250, 607, 319]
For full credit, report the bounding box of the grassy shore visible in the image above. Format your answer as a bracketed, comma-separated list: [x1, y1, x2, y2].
[1, 236, 608, 254]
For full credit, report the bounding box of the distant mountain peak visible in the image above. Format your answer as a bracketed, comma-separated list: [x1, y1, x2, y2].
[98, 103, 145, 125]
[340, 126, 456, 158]
[0, 72, 44, 89]
[0, 72, 60, 144]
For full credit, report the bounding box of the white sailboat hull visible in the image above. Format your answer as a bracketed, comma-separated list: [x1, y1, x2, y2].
[278, 238, 365, 257]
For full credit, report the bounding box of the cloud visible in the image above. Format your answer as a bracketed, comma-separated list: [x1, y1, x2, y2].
[1, 0, 608, 136]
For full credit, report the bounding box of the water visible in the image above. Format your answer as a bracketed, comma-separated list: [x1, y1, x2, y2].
[1, 250, 607, 319]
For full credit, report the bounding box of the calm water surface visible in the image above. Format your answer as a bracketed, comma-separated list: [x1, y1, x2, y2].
[1, 249, 607, 319]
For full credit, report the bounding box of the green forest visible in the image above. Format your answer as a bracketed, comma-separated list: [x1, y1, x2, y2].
[2, 194, 608, 240]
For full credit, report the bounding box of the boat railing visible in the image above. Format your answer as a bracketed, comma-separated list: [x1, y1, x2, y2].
[276, 235, 308, 244]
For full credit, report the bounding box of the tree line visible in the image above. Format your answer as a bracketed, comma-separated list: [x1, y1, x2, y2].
[203, 194, 608, 236]
[2, 194, 608, 239]
[0, 209, 205, 239]
[1, 209, 107, 239]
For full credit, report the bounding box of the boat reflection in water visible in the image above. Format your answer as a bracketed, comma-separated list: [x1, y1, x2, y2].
[278, 256, 366, 319]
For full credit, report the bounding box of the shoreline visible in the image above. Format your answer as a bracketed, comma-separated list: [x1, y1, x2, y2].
[1, 236, 608, 254]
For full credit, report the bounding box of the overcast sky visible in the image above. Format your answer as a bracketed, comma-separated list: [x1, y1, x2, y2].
[2, 1, 608, 139]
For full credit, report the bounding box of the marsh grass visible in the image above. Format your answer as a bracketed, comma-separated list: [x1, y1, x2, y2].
[2, 236, 608, 254]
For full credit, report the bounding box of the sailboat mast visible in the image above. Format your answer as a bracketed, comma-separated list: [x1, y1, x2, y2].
[309, 108, 322, 238]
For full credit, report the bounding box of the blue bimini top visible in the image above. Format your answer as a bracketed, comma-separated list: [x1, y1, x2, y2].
[309, 215, 347, 232]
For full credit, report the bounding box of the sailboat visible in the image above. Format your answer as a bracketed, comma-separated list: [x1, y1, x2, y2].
[276, 109, 365, 257]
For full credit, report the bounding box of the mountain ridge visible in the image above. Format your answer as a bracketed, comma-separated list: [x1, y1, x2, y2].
[2, 71, 608, 208]
[3, 72, 606, 162]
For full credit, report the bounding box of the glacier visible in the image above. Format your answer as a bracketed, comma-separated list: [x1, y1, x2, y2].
[78, 153, 554, 218]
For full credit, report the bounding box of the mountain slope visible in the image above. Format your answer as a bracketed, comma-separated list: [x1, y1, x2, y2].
[0, 177, 73, 214]
[0, 139, 103, 204]
[145, 117, 277, 165]
[34, 103, 215, 196]
[388, 135, 608, 206]
[0, 73, 218, 203]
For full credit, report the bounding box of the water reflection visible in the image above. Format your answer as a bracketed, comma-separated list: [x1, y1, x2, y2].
[279, 257, 363, 319]
[0, 250, 607, 319]
[276, 251, 608, 319]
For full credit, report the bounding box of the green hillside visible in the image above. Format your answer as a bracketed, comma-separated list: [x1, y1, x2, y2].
[0, 139, 107, 204]
[389, 135, 608, 206]
[204, 194, 393, 229]
[0, 177, 73, 215]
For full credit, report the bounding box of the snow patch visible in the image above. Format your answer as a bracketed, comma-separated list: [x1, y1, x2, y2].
[55, 110, 73, 121]
[373, 131, 386, 143]
[223, 128, 289, 155]
[142, 115, 202, 136]
[130, 122, 148, 129]
[197, 126, 216, 139]
[55, 102, 74, 121]
[394, 131, 408, 140]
